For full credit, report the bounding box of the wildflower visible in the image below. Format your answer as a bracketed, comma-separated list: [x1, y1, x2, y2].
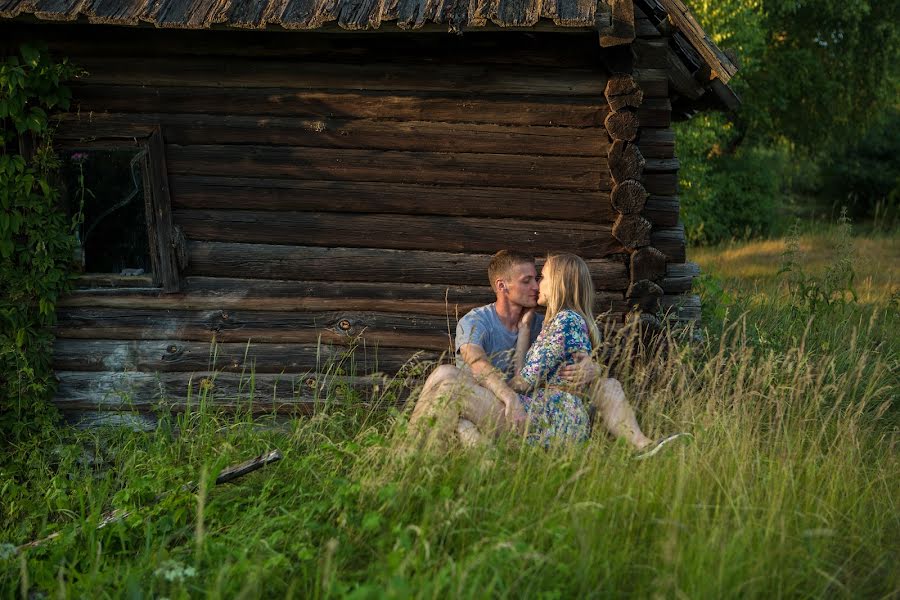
[0, 543, 16, 560]
[70, 152, 88, 162]
[153, 559, 197, 583]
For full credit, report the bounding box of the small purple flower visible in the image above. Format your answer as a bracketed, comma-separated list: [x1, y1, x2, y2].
[71, 152, 88, 163]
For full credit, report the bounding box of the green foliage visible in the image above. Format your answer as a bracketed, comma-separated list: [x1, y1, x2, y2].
[676, 114, 783, 245]
[778, 210, 858, 315]
[677, 0, 900, 243]
[823, 109, 900, 225]
[0, 287, 895, 597]
[0, 44, 81, 438]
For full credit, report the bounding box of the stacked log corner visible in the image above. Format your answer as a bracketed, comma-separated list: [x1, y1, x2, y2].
[603, 59, 663, 331]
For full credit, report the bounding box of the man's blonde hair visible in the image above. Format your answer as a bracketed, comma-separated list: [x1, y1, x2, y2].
[488, 250, 535, 292]
[541, 253, 601, 348]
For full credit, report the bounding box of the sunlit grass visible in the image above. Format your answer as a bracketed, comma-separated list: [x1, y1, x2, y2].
[691, 229, 899, 305]
[1, 228, 897, 598]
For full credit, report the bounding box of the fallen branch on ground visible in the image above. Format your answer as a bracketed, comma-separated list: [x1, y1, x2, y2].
[15, 449, 283, 553]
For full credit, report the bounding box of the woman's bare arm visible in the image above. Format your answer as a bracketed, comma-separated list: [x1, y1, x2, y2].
[509, 309, 535, 393]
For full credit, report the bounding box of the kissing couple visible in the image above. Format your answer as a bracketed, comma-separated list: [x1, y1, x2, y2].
[408, 250, 687, 455]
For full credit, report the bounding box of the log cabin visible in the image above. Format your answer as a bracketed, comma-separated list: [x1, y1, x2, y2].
[0, 0, 739, 425]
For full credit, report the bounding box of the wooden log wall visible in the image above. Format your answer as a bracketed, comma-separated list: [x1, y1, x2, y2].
[1, 24, 697, 417]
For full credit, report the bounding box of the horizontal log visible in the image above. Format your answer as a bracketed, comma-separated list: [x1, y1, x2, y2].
[53, 370, 392, 412]
[55, 307, 456, 349]
[174, 210, 624, 257]
[54, 306, 630, 349]
[35, 26, 605, 66]
[74, 57, 670, 97]
[659, 293, 701, 321]
[660, 262, 700, 293]
[632, 39, 668, 70]
[185, 243, 630, 288]
[61, 277, 630, 315]
[650, 224, 686, 263]
[62, 114, 605, 156]
[61, 410, 159, 430]
[643, 195, 679, 227]
[53, 339, 440, 374]
[56, 113, 677, 159]
[166, 144, 609, 190]
[170, 176, 618, 220]
[71, 85, 672, 128]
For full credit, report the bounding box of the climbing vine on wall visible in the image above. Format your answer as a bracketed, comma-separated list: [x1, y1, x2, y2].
[1, 44, 82, 436]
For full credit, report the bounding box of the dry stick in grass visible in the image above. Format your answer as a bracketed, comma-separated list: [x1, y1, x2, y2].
[16, 449, 283, 553]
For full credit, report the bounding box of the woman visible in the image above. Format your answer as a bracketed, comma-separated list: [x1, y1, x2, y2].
[508, 253, 601, 445]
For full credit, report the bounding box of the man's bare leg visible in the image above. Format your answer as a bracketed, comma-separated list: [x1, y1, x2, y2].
[589, 378, 653, 450]
[408, 365, 508, 451]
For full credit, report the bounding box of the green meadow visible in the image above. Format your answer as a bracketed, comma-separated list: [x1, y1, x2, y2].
[1, 225, 897, 598]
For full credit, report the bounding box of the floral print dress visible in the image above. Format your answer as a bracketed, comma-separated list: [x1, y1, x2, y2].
[518, 309, 592, 445]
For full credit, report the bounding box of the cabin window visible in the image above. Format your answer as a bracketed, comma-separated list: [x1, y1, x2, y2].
[58, 127, 182, 292]
[63, 147, 152, 276]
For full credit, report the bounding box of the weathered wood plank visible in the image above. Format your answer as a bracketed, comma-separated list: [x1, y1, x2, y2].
[660, 261, 699, 293]
[644, 195, 679, 226]
[74, 56, 650, 96]
[53, 339, 440, 373]
[54, 307, 456, 349]
[169, 177, 621, 220]
[657, 0, 738, 83]
[70, 85, 672, 128]
[166, 145, 676, 192]
[165, 144, 609, 190]
[30, 26, 605, 67]
[57, 113, 677, 158]
[53, 371, 390, 412]
[186, 243, 630, 287]
[60, 276, 630, 315]
[599, 0, 635, 47]
[146, 127, 181, 292]
[633, 6, 662, 38]
[174, 210, 625, 257]
[659, 293, 700, 321]
[650, 223, 686, 263]
[548, 0, 595, 26]
[56, 113, 677, 158]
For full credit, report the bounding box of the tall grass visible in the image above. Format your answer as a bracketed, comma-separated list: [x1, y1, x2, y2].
[1, 232, 897, 598]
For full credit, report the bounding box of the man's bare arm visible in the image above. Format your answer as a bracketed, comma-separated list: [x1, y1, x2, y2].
[458, 344, 526, 426]
[558, 352, 603, 389]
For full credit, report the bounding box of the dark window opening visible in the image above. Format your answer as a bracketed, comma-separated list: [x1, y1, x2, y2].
[62, 148, 152, 276]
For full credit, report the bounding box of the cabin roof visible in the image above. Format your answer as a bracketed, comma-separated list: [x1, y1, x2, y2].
[0, 0, 739, 110]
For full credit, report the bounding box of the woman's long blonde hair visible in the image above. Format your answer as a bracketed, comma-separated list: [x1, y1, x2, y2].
[541, 253, 602, 349]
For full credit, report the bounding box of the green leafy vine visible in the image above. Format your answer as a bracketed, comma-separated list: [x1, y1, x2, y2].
[1, 44, 82, 438]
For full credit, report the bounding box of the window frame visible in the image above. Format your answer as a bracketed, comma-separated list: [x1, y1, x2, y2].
[57, 124, 183, 293]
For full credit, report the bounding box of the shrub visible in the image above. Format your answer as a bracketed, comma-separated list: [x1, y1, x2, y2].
[675, 114, 784, 245]
[0, 44, 81, 438]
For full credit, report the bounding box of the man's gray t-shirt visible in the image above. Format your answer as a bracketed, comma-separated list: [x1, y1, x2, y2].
[455, 303, 544, 377]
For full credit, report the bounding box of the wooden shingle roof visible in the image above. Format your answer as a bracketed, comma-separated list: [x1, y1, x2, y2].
[0, 0, 613, 30]
[0, 0, 739, 107]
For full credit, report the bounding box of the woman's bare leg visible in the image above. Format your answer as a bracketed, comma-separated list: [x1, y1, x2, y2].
[589, 378, 653, 450]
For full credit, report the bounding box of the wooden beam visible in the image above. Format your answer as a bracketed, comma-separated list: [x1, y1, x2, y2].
[184, 243, 630, 287]
[173, 210, 626, 258]
[656, 0, 738, 83]
[598, 0, 635, 47]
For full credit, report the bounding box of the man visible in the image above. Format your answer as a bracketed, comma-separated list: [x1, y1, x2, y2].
[408, 250, 656, 452]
